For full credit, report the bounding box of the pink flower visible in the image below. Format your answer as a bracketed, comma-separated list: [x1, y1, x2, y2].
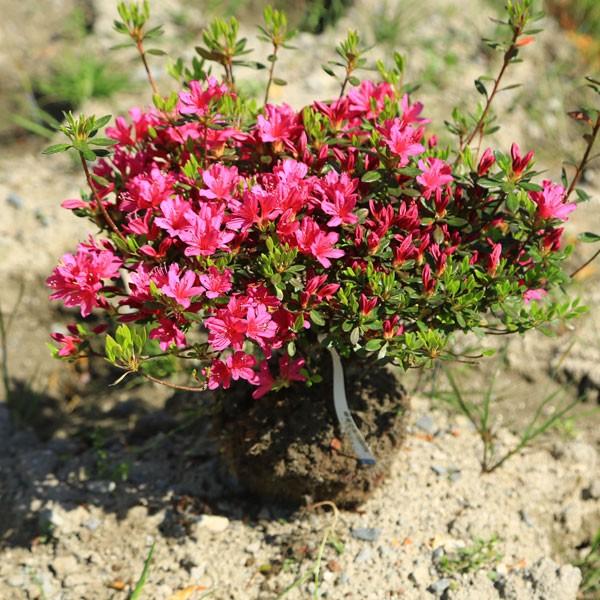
[422, 263, 436, 295]
[160, 264, 204, 309]
[487, 241, 502, 276]
[359, 294, 377, 316]
[417, 158, 453, 203]
[347, 81, 394, 119]
[256, 103, 301, 146]
[530, 180, 576, 221]
[200, 164, 241, 202]
[50, 325, 83, 357]
[295, 218, 344, 268]
[278, 355, 306, 384]
[321, 190, 358, 227]
[179, 203, 235, 256]
[252, 362, 275, 399]
[478, 148, 496, 176]
[226, 351, 257, 382]
[245, 303, 277, 345]
[177, 77, 228, 117]
[204, 309, 247, 351]
[150, 318, 186, 350]
[400, 94, 429, 126]
[47, 244, 122, 317]
[524, 288, 547, 304]
[382, 120, 425, 166]
[124, 167, 175, 211]
[199, 267, 233, 299]
[207, 359, 231, 390]
[511, 143, 534, 178]
[155, 196, 190, 236]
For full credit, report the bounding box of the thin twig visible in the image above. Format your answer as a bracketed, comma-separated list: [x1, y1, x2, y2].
[459, 27, 522, 156]
[80, 156, 126, 242]
[136, 39, 159, 96]
[565, 113, 600, 202]
[142, 372, 207, 392]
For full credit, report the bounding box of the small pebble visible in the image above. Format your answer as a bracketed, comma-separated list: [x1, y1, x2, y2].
[519, 509, 534, 528]
[432, 547, 445, 561]
[245, 541, 261, 554]
[429, 578, 451, 594]
[350, 527, 381, 542]
[354, 547, 373, 564]
[431, 465, 447, 476]
[86, 480, 116, 494]
[6, 192, 24, 209]
[449, 469, 461, 483]
[415, 415, 436, 435]
[35, 209, 49, 227]
[195, 514, 229, 533]
[83, 518, 101, 531]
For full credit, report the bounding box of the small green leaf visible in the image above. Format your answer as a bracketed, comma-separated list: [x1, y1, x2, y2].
[361, 171, 381, 183]
[578, 232, 600, 243]
[42, 143, 71, 155]
[310, 310, 325, 326]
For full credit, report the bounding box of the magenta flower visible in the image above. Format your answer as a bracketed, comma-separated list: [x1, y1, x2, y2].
[278, 356, 306, 384]
[47, 244, 122, 317]
[200, 164, 241, 202]
[529, 180, 576, 221]
[486, 241, 502, 276]
[478, 148, 496, 176]
[207, 359, 231, 390]
[179, 203, 235, 256]
[524, 288, 547, 304]
[155, 196, 190, 237]
[177, 77, 228, 117]
[321, 190, 358, 226]
[510, 143, 534, 178]
[295, 218, 344, 268]
[417, 158, 453, 203]
[160, 264, 204, 310]
[205, 309, 247, 352]
[50, 326, 83, 357]
[252, 362, 275, 399]
[149, 318, 186, 351]
[245, 303, 277, 345]
[199, 267, 233, 299]
[256, 103, 301, 146]
[383, 121, 425, 166]
[226, 351, 257, 382]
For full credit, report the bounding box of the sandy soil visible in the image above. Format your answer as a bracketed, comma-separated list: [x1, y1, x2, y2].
[1, 1, 599, 599]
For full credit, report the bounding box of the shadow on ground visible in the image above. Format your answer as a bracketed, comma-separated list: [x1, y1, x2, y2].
[0, 373, 297, 550]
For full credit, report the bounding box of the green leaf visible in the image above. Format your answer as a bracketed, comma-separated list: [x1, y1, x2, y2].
[42, 143, 71, 155]
[361, 170, 381, 183]
[310, 310, 325, 326]
[129, 543, 155, 600]
[90, 137, 118, 147]
[578, 232, 600, 243]
[146, 48, 166, 56]
[365, 339, 383, 352]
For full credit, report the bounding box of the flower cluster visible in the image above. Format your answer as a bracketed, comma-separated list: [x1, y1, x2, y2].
[47, 70, 580, 396]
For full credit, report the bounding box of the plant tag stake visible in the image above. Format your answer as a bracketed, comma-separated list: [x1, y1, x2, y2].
[328, 347, 376, 466]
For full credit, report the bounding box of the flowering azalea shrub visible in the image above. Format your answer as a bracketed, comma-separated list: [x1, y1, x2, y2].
[45, 1, 595, 400]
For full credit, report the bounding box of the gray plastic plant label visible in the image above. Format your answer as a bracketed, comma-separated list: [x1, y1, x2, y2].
[329, 347, 376, 466]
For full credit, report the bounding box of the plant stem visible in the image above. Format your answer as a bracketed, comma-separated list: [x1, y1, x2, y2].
[568, 114, 600, 278]
[142, 372, 207, 392]
[79, 155, 126, 242]
[136, 39, 159, 96]
[264, 45, 279, 105]
[565, 113, 600, 201]
[460, 28, 521, 154]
